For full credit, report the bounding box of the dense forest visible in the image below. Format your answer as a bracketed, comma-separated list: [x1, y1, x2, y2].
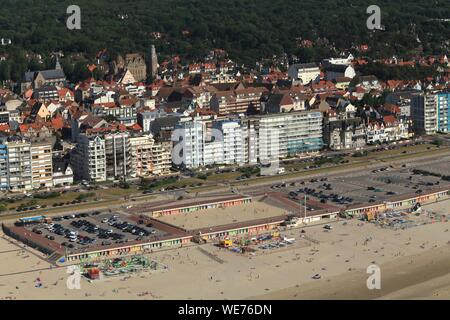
[0, 0, 449, 82]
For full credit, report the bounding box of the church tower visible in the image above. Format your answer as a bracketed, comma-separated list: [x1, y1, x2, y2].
[150, 45, 158, 79]
[55, 56, 62, 70]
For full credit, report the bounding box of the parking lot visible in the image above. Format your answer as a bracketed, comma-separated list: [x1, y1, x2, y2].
[24, 211, 167, 252]
[270, 164, 449, 207]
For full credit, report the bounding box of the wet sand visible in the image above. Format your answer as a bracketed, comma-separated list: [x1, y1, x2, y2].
[252, 245, 450, 300]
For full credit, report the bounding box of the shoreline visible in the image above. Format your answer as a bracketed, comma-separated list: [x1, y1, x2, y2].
[251, 244, 450, 300]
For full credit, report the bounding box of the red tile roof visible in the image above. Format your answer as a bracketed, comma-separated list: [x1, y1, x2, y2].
[0, 123, 10, 132]
[383, 115, 397, 124]
[51, 115, 64, 130]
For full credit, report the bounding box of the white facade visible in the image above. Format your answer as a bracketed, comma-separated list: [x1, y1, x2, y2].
[214, 121, 245, 165]
[325, 65, 356, 81]
[104, 132, 132, 179]
[71, 135, 106, 182]
[53, 165, 73, 187]
[322, 54, 354, 66]
[174, 119, 226, 169]
[174, 120, 205, 169]
[0, 138, 33, 191]
[255, 111, 323, 159]
[366, 121, 411, 144]
[287, 63, 320, 84]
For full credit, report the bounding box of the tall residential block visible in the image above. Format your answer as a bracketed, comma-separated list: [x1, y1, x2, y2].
[437, 92, 450, 133]
[130, 135, 171, 177]
[213, 120, 246, 165]
[30, 142, 53, 189]
[412, 94, 438, 135]
[254, 110, 323, 160]
[0, 137, 33, 191]
[70, 135, 106, 182]
[104, 132, 133, 179]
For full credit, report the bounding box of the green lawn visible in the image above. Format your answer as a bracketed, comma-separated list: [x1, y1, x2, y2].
[205, 172, 241, 182]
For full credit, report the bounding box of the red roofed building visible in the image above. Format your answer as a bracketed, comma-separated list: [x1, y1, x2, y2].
[0, 123, 10, 133]
[383, 103, 401, 116]
[366, 116, 411, 144]
[51, 114, 65, 130]
[311, 80, 337, 93]
[58, 88, 74, 102]
[188, 64, 202, 74]
[358, 44, 369, 52]
[203, 63, 216, 73]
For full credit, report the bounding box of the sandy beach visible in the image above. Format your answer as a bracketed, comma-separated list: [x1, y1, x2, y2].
[0, 199, 449, 300]
[253, 245, 450, 300]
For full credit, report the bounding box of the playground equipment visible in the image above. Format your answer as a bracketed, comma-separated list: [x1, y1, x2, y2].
[219, 239, 233, 248]
[80, 255, 168, 279]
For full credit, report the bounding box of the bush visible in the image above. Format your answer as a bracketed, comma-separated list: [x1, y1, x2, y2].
[352, 151, 368, 157]
[34, 192, 60, 199]
[76, 192, 95, 201]
[197, 174, 208, 180]
[431, 139, 443, 147]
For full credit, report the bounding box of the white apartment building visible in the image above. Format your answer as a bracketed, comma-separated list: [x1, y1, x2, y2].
[0, 143, 7, 190]
[0, 137, 33, 191]
[30, 142, 53, 189]
[173, 119, 224, 169]
[71, 135, 106, 182]
[214, 120, 245, 165]
[137, 109, 167, 133]
[287, 63, 320, 84]
[104, 132, 132, 179]
[243, 119, 259, 165]
[173, 120, 204, 169]
[437, 93, 450, 133]
[254, 111, 323, 160]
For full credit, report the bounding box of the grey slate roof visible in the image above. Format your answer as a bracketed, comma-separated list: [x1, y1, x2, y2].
[24, 69, 66, 82]
[325, 64, 350, 73]
[291, 63, 318, 69]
